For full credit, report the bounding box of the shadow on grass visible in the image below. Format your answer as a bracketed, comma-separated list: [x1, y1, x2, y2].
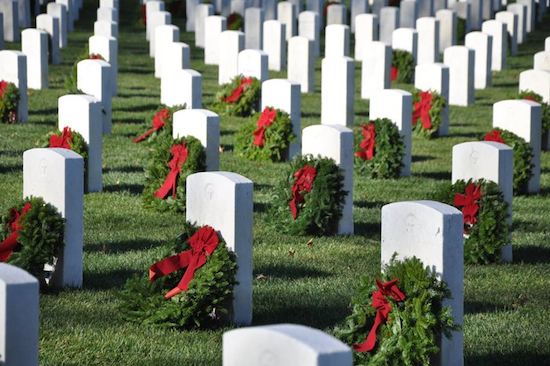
[354, 221, 380, 237]
[412, 171, 451, 181]
[116, 92, 156, 99]
[254, 202, 268, 213]
[412, 155, 436, 163]
[86, 238, 164, 255]
[220, 130, 235, 136]
[0, 149, 24, 157]
[85, 268, 142, 290]
[116, 104, 160, 113]
[464, 300, 511, 315]
[255, 262, 334, 280]
[113, 117, 148, 125]
[354, 200, 386, 209]
[104, 166, 144, 174]
[103, 183, 144, 195]
[512, 245, 550, 264]
[0, 162, 22, 174]
[466, 352, 550, 365]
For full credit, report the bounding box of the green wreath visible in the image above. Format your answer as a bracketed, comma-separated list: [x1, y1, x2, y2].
[0, 197, 65, 281]
[412, 88, 446, 139]
[0, 80, 19, 124]
[432, 179, 510, 264]
[354, 118, 404, 179]
[133, 105, 184, 144]
[118, 222, 237, 329]
[142, 135, 206, 213]
[517, 90, 550, 137]
[268, 154, 347, 236]
[234, 107, 296, 162]
[64, 46, 91, 92]
[482, 128, 533, 195]
[391, 50, 415, 84]
[210, 75, 261, 117]
[337, 255, 460, 366]
[457, 18, 466, 43]
[227, 13, 243, 30]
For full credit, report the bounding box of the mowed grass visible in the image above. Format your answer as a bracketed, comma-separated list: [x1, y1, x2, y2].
[1, 1, 550, 365]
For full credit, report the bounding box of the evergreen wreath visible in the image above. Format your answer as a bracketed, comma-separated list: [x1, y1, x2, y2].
[457, 18, 466, 43]
[337, 255, 460, 366]
[133, 105, 184, 144]
[210, 75, 261, 117]
[268, 154, 347, 236]
[517, 90, 550, 139]
[227, 13, 243, 30]
[0, 80, 20, 124]
[118, 222, 238, 329]
[482, 128, 533, 195]
[142, 135, 206, 213]
[412, 88, 446, 139]
[64, 45, 91, 92]
[234, 107, 296, 162]
[0, 197, 65, 281]
[354, 119, 405, 179]
[432, 179, 510, 264]
[391, 50, 415, 84]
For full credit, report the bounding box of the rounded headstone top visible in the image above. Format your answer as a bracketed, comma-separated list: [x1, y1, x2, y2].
[383, 200, 462, 216]
[24, 147, 85, 161]
[304, 124, 353, 134]
[188, 171, 253, 185]
[0, 263, 39, 285]
[454, 140, 513, 152]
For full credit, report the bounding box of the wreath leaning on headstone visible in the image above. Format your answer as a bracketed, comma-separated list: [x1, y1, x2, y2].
[0, 80, 19, 124]
[227, 12, 243, 30]
[337, 255, 460, 366]
[517, 90, 550, 146]
[482, 128, 533, 195]
[133, 105, 184, 144]
[411, 88, 446, 139]
[433, 179, 510, 264]
[391, 50, 415, 84]
[210, 75, 261, 117]
[118, 222, 237, 329]
[457, 18, 466, 43]
[354, 118, 405, 179]
[142, 135, 206, 213]
[0, 197, 65, 282]
[64, 45, 94, 92]
[234, 107, 296, 162]
[268, 154, 347, 236]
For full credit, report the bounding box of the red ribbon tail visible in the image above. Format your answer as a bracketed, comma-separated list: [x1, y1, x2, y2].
[290, 198, 298, 219]
[133, 128, 156, 143]
[0, 231, 19, 262]
[154, 170, 180, 199]
[353, 310, 386, 353]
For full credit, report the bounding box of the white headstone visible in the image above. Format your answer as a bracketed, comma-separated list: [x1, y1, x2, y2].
[414, 63, 450, 135]
[453, 2, 471, 35]
[21, 29, 48, 90]
[372, 0, 389, 17]
[469, 0, 483, 30]
[0, 14, 3, 50]
[444, 46, 475, 106]
[23, 148, 84, 288]
[278, 1, 296, 40]
[545, 36, 550, 52]
[237, 49, 268, 82]
[416, 17, 439, 65]
[37, 14, 60, 65]
[245, 7, 264, 49]
[230, 0, 246, 16]
[321, 57, 354, 127]
[361, 41, 391, 99]
[533, 51, 550, 73]
[219, 30, 245, 84]
[145, 0, 164, 40]
[495, 11, 518, 56]
[354, 13, 378, 61]
[482, 0, 494, 20]
[161, 69, 202, 108]
[97, 6, 117, 24]
[434, 0, 447, 12]
[507, 3, 526, 44]
[154, 24, 179, 78]
[264, 0, 278, 20]
[325, 24, 349, 58]
[186, 172, 253, 325]
[47, 2, 67, 48]
[288, 36, 314, 92]
[370, 89, 412, 177]
[299, 10, 321, 57]
[493, 99, 542, 193]
[465, 31, 492, 90]
[77, 59, 112, 134]
[0, 0, 18, 42]
[204, 16, 227, 65]
[379, 6, 399, 45]
[263, 20, 286, 71]
[306, 0, 322, 16]
[223, 324, 352, 366]
[436, 9, 456, 53]
[302, 125, 354, 234]
[149, 11, 171, 57]
[58, 94, 103, 192]
[0, 50, 27, 122]
[417, 0, 434, 17]
[351, 0, 368, 33]
[327, 4, 347, 25]
[217, 0, 231, 17]
[195, 4, 213, 48]
[173, 109, 220, 171]
[94, 20, 118, 38]
[56, 0, 73, 32]
[517, 0, 533, 33]
[100, 0, 118, 9]
[89, 35, 118, 96]
[519, 69, 550, 103]
[261, 79, 301, 159]
[162, 42, 191, 76]
[400, 0, 418, 28]
[186, 0, 201, 31]
[0, 263, 39, 366]
[481, 20, 507, 71]
[392, 27, 418, 64]
[381, 201, 463, 366]
[452, 141, 513, 261]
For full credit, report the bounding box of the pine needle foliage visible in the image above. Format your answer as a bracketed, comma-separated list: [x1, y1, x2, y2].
[210, 75, 261, 117]
[392, 50, 415, 84]
[517, 90, 550, 136]
[0, 82, 19, 124]
[135, 105, 184, 144]
[412, 89, 446, 139]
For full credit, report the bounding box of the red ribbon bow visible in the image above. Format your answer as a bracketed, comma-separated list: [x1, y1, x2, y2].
[140, 5, 146, 25]
[221, 78, 253, 104]
[483, 129, 505, 144]
[524, 96, 537, 102]
[154, 142, 189, 200]
[412, 91, 433, 130]
[0, 80, 8, 98]
[49, 126, 73, 149]
[149, 226, 219, 299]
[355, 123, 376, 160]
[290, 165, 317, 219]
[90, 54, 102, 60]
[0, 203, 32, 262]
[391, 66, 398, 82]
[454, 183, 482, 230]
[353, 278, 406, 353]
[133, 108, 170, 143]
[253, 107, 277, 147]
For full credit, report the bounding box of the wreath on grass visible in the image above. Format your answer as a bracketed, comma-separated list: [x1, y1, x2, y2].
[0, 197, 65, 281]
[354, 119, 405, 179]
[133, 105, 183, 144]
[143, 135, 206, 213]
[432, 179, 510, 264]
[337, 255, 460, 366]
[391, 50, 414, 84]
[138, 4, 146, 26]
[268, 154, 347, 236]
[118, 222, 237, 329]
[0, 80, 19, 124]
[412, 88, 446, 138]
[234, 107, 296, 162]
[210, 75, 261, 117]
[482, 128, 533, 195]
[227, 13, 243, 30]
[517, 90, 550, 139]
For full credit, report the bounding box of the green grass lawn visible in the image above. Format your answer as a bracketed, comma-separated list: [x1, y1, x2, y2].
[1, 1, 550, 364]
